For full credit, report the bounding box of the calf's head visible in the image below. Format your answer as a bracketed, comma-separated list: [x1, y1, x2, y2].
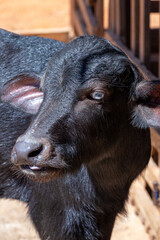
[2, 36, 160, 182]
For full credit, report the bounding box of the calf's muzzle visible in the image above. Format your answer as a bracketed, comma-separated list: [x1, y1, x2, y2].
[11, 138, 52, 167]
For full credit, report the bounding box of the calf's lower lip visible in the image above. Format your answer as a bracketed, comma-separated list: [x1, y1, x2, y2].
[19, 165, 61, 182]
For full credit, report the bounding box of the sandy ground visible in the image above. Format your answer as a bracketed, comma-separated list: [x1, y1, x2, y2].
[0, 200, 39, 240]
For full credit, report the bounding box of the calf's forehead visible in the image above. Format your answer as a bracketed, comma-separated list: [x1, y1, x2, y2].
[43, 36, 132, 92]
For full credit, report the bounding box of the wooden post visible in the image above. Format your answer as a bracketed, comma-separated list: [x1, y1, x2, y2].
[108, 0, 113, 30]
[125, 0, 131, 48]
[109, 0, 113, 30]
[115, 0, 121, 36]
[130, 0, 140, 57]
[151, 0, 159, 13]
[95, 0, 104, 36]
[70, 0, 103, 37]
[86, 0, 96, 5]
[150, 128, 160, 167]
[139, 0, 150, 67]
[109, 0, 116, 33]
[74, 9, 88, 35]
[71, 0, 76, 35]
[113, 0, 116, 33]
[116, 0, 130, 47]
[77, 0, 97, 35]
[115, 0, 126, 39]
[159, 0, 160, 79]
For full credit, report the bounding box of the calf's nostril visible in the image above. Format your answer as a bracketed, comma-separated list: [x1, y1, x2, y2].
[28, 145, 43, 158]
[12, 138, 52, 166]
[12, 141, 44, 165]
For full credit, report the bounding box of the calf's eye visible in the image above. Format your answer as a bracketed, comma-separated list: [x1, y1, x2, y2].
[90, 91, 105, 102]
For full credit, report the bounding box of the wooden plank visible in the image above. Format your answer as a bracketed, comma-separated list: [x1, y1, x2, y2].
[139, 0, 150, 67]
[125, 0, 131, 48]
[71, 0, 77, 36]
[15, 28, 70, 42]
[109, 0, 116, 33]
[159, 0, 160, 79]
[112, 202, 150, 240]
[104, 30, 159, 81]
[86, 0, 96, 6]
[130, 178, 160, 239]
[95, 0, 104, 36]
[77, 0, 97, 35]
[118, 0, 127, 43]
[150, 12, 160, 28]
[73, 9, 88, 36]
[0, 0, 69, 31]
[113, 0, 116, 33]
[130, 0, 140, 57]
[151, 1, 159, 13]
[151, 28, 159, 53]
[71, 0, 103, 37]
[115, 0, 121, 36]
[143, 158, 160, 191]
[108, 0, 113, 30]
[150, 53, 159, 76]
[115, 0, 126, 38]
[151, 128, 160, 167]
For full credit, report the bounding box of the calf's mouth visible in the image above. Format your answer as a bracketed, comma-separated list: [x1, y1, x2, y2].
[19, 164, 62, 182]
[11, 139, 64, 182]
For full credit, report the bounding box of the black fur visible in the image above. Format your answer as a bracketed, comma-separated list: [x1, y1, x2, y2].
[0, 30, 152, 240]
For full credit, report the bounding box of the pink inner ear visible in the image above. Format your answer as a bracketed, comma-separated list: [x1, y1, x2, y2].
[1, 76, 44, 114]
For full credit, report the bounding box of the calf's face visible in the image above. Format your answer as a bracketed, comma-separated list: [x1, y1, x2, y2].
[2, 36, 160, 182]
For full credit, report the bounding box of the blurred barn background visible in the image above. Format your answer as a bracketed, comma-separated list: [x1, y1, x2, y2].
[0, 0, 159, 239]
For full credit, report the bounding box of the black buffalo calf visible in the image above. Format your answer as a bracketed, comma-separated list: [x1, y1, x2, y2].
[0, 29, 160, 240]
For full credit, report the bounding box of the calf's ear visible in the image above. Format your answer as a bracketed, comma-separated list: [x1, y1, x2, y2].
[1, 74, 43, 114]
[135, 80, 160, 127]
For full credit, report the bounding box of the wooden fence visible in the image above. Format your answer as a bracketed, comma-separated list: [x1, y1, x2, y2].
[109, 0, 160, 79]
[71, 0, 104, 36]
[129, 128, 160, 240]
